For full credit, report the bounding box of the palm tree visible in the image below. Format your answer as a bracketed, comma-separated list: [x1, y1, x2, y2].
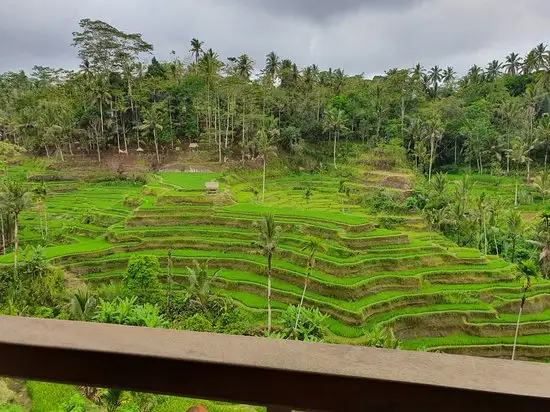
[0, 180, 34, 270]
[90, 76, 111, 144]
[189, 38, 204, 65]
[533, 172, 550, 205]
[264, 51, 280, 85]
[522, 49, 538, 74]
[508, 137, 538, 206]
[534, 43, 548, 68]
[294, 237, 327, 335]
[323, 107, 348, 169]
[512, 260, 538, 360]
[537, 114, 550, 169]
[504, 52, 523, 76]
[507, 211, 524, 262]
[411, 63, 425, 79]
[70, 289, 97, 321]
[236, 54, 254, 80]
[33, 182, 48, 239]
[426, 112, 444, 182]
[496, 100, 520, 173]
[138, 103, 164, 164]
[254, 214, 281, 335]
[485, 60, 502, 81]
[185, 260, 220, 310]
[428, 65, 443, 97]
[528, 229, 550, 279]
[467, 65, 484, 84]
[442, 66, 456, 89]
[256, 120, 279, 202]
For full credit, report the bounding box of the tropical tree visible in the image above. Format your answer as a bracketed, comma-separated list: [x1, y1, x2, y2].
[507, 211, 524, 262]
[442, 66, 456, 89]
[253, 214, 281, 335]
[70, 288, 97, 321]
[138, 102, 164, 164]
[425, 111, 444, 181]
[185, 260, 220, 311]
[533, 172, 550, 205]
[485, 60, 502, 81]
[294, 237, 327, 335]
[264, 51, 280, 85]
[0, 180, 34, 270]
[323, 106, 348, 169]
[256, 119, 279, 202]
[504, 53, 523, 76]
[189, 38, 204, 65]
[428, 65, 443, 97]
[512, 260, 539, 360]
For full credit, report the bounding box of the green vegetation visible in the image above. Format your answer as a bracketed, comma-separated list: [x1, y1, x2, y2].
[2, 16, 550, 412]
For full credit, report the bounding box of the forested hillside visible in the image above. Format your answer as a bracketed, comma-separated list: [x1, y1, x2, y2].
[0, 19, 549, 174]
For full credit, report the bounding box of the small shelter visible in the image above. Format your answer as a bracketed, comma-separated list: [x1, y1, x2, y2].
[205, 181, 219, 194]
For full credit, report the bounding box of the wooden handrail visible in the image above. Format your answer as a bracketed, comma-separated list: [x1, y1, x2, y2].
[0, 316, 550, 411]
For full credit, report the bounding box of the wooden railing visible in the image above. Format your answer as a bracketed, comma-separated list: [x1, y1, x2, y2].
[1, 316, 550, 411]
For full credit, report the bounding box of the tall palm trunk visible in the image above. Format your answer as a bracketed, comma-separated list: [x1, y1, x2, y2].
[333, 130, 338, 169]
[153, 127, 160, 164]
[262, 155, 267, 203]
[512, 294, 526, 360]
[294, 259, 312, 334]
[428, 138, 435, 181]
[121, 113, 128, 154]
[0, 214, 5, 255]
[267, 252, 272, 335]
[13, 213, 19, 271]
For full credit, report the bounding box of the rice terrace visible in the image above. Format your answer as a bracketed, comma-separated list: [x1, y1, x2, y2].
[2, 13, 550, 412]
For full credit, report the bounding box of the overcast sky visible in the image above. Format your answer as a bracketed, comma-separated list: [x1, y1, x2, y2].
[1, 0, 549, 77]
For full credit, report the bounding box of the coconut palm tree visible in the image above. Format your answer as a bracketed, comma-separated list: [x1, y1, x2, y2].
[504, 52, 523, 76]
[428, 65, 443, 97]
[508, 136, 538, 206]
[467, 65, 484, 84]
[512, 260, 538, 360]
[485, 60, 502, 81]
[254, 214, 281, 335]
[138, 103, 164, 164]
[323, 107, 348, 169]
[528, 229, 550, 279]
[70, 289, 97, 321]
[256, 120, 279, 202]
[189, 38, 204, 65]
[236, 54, 254, 80]
[0, 180, 34, 270]
[507, 211, 524, 262]
[264, 51, 280, 85]
[294, 237, 327, 335]
[426, 112, 444, 182]
[33, 182, 48, 239]
[185, 260, 220, 311]
[496, 99, 520, 173]
[522, 49, 538, 74]
[442, 66, 456, 89]
[533, 172, 550, 205]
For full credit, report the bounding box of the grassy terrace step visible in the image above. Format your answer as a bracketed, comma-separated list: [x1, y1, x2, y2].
[401, 334, 550, 351]
[429, 344, 550, 361]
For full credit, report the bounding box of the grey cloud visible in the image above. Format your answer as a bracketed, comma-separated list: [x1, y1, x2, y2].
[0, 0, 548, 78]
[228, 0, 428, 21]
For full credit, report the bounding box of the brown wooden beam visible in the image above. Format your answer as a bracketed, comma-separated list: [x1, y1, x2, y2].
[1, 316, 550, 411]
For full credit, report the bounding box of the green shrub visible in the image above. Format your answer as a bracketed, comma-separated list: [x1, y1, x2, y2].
[364, 325, 401, 349]
[179, 313, 214, 332]
[0, 380, 16, 407]
[123, 195, 144, 208]
[122, 256, 161, 303]
[377, 217, 407, 229]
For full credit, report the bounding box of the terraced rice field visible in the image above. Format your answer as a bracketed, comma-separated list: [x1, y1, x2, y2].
[4, 166, 550, 360]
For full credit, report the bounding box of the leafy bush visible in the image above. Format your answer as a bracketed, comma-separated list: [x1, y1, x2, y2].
[364, 325, 401, 349]
[363, 189, 406, 213]
[0, 380, 16, 407]
[122, 255, 161, 303]
[178, 313, 214, 332]
[275, 306, 328, 341]
[93, 297, 168, 328]
[123, 195, 144, 208]
[377, 217, 407, 229]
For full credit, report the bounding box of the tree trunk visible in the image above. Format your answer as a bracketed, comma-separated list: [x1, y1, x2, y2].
[99, 100, 105, 141]
[0, 214, 5, 255]
[56, 144, 65, 162]
[333, 130, 338, 169]
[44, 144, 50, 158]
[512, 295, 525, 361]
[68, 141, 74, 156]
[241, 104, 246, 164]
[515, 169, 519, 207]
[294, 261, 311, 334]
[168, 105, 174, 150]
[94, 129, 101, 163]
[262, 153, 267, 203]
[13, 213, 19, 271]
[428, 138, 435, 182]
[153, 127, 160, 164]
[454, 136, 458, 165]
[267, 252, 272, 336]
[121, 113, 128, 154]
